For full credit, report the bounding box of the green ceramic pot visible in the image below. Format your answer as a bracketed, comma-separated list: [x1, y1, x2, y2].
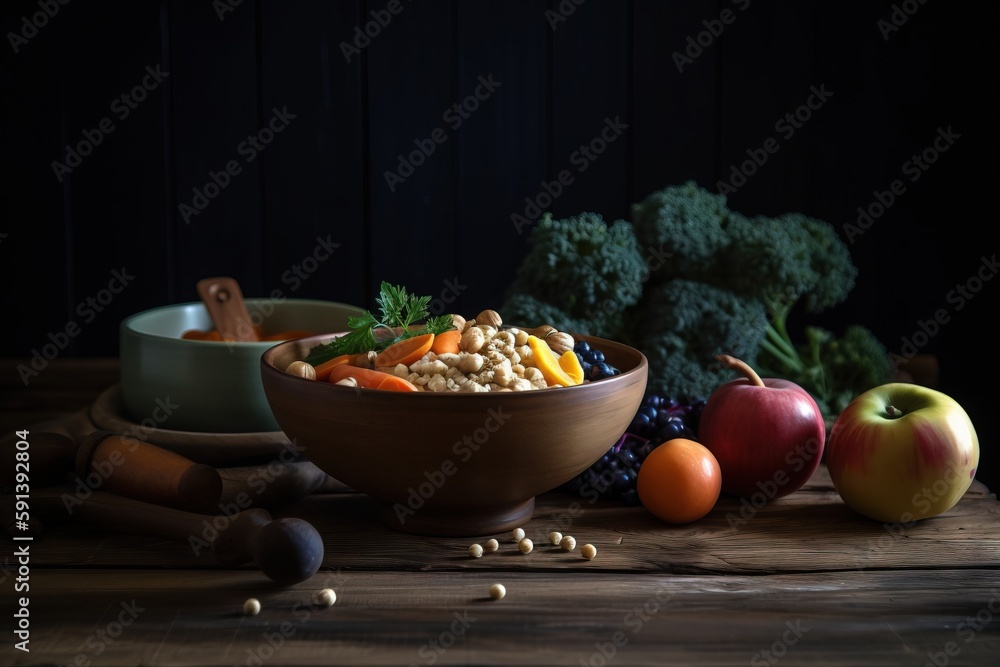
[120, 298, 362, 433]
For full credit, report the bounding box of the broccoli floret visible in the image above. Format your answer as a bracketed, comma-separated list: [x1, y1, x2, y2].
[501, 212, 647, 337]
[737, 213, 856, 316]
[630, 180, 738, 286]
[636, 280, 769, 400]
[793, 324, 893, 416]
[787, 213, 858, 314]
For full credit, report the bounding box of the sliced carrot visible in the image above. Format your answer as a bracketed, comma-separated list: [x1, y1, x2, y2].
[181, 329, 223, 341]
[374, 333, 435, 369]
[429, 329, 462, 355]
[375, 374, 421, 392]
[327, 364, 419, 392]
[312, 353, 356, 382]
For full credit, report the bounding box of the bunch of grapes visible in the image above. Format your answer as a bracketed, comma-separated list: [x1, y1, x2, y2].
[575, 340, 621, 381]
[559, 391, 708, 505]
[627, 393, 705, 443]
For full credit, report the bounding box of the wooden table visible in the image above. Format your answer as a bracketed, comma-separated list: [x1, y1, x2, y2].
[3, 359, 999, 666]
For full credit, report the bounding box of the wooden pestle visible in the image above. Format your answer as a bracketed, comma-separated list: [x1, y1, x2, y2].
[64, 489, 324, 585]
[75, 430, 223, 514]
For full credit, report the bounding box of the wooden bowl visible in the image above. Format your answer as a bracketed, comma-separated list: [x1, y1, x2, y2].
[260, 333, 648, 536]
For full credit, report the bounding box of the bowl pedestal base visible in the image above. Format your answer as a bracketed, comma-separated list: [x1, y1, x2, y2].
[374, 497, 536, 537]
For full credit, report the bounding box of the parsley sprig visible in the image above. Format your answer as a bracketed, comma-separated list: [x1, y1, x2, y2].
[303, 282, 455, 366]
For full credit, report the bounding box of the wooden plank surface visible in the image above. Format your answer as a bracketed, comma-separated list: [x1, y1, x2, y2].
[3, 358, 999, 666]
[6, 569, 1000, 667]
[4, 358, 999, 578]
[20, 469, 1000, 576]
[0, 359, 120, 433]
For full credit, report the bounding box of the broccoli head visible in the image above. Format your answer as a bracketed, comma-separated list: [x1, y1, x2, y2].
[630, 180, 738, 286]
[635, 279, 769, 401]
[501, 212, 647, 337]
[721, 212, 858, 322]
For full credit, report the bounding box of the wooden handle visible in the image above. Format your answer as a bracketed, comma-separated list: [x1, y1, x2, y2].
[68, 489, 324, 584]
[76, 431, 223, 514]
[196, 276, 259, 341]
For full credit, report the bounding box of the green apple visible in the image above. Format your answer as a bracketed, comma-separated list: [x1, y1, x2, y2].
[826, 383, 979, 523]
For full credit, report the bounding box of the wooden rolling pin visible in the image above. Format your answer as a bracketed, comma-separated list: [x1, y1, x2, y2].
[4, 426, 339, 524]
[37, 489, 324, 585]
[75, 430, 223, 513]
[1, 429, 222, 514]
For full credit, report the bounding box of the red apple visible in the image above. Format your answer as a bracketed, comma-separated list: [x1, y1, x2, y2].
[826, 382, 979, 523]
[697, 355, 826, 499]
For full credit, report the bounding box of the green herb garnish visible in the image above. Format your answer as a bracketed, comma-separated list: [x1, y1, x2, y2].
[304, 282, 455, 366]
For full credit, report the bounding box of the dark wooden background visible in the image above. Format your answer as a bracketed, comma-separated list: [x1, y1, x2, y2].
[1, 0, 997, 489]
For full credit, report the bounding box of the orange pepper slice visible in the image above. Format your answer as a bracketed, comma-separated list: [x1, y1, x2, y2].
[527, 335, 581, 387]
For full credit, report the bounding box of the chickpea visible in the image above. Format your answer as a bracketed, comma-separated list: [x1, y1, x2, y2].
[285, 360, 316, 380]
[511, 527, 525, 542]
[353, 352, 376, 369]
[560, 535, 577, 552]
[581, 544, 598, 560]
[518, 538, 533, 554]
[489, 583, 506, 600]
[549, 531, 563, 546]
[469, 544, 484, 558]
[484, 539, 499, 552]
[316, 589, 336, 607]
[243, 598, 261, 616]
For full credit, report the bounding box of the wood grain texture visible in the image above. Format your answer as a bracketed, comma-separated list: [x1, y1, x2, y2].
[7, 569, 1000, 666]
[0, 360, 120, 435]
[258, 0, 368, 310]
[550, 0, 631, 223]
[22, 471, 999, 576]
[364, 0, 458, 307]
[3, 358, 999, 665]
[169, 0, 263, 301]
[631, 0, 721, 200]
[454, 0, 547, 314]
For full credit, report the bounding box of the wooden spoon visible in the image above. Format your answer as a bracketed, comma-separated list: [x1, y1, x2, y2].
[196, 276, 259, 342]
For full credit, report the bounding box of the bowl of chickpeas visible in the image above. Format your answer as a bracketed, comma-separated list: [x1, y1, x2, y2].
[259, 316, 648, 537]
